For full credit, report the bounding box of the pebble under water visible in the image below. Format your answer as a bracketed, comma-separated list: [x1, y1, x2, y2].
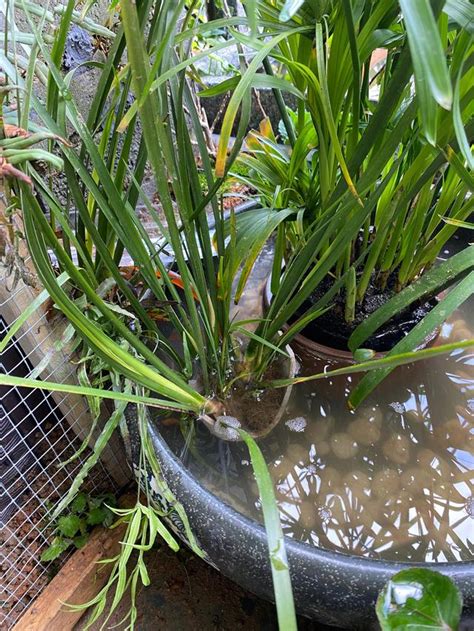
[158, 264, 473, 563]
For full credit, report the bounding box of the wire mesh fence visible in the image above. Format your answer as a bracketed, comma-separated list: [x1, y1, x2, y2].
[1, 255, 129, 628]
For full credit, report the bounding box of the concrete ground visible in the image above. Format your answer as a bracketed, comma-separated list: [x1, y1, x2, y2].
[76, 541, 335, 631]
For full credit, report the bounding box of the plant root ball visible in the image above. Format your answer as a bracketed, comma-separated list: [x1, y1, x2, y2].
[382, 433, 410, 464]
[330, 432, 359, 459]
[372, 468, 400, 498]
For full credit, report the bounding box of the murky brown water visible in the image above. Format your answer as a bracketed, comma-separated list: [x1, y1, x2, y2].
[158, 244, 473, 563]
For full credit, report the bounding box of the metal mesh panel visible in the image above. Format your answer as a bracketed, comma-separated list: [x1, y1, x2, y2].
[1, 274, 128, 629]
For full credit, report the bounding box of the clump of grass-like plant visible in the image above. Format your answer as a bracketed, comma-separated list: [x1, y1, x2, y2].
[213, 0, 473, 370]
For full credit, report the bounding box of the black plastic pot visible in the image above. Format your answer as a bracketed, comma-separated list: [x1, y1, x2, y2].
[120, 409, 473, 629]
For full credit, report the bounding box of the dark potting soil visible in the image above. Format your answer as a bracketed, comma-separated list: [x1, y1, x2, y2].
[296, 273, 437, 352]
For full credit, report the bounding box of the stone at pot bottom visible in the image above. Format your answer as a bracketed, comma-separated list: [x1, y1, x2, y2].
[120, 407, 474, 629]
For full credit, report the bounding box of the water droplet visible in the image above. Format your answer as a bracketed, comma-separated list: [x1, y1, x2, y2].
[285, 416, 307, 432]
[388, 581, 423, 608]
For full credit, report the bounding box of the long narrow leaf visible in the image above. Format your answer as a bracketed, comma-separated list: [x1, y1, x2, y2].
[239, 429, 297, 631]
[399, 0, 453, 110]
[267, 338, 474, 389]
[0, 375, 192, 412]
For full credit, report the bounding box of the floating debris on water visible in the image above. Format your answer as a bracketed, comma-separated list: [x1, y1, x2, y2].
[389, 401, 406, 414]
[285, 416, 307, 432]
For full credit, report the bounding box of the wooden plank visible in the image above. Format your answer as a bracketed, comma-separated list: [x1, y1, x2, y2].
[12, 494, 135, 631]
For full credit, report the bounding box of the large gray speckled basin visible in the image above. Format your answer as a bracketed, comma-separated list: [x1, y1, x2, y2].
[121, 408, 474, 630]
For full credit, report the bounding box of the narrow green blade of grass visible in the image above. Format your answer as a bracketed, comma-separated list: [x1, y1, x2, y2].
[220, 207, 294, 303]
[239, 429, 297, 631]
[279, 0, 305, 22]
[117, 38, 235, 133]
[215, 28, 306, 176]
[453, 48, 474, 169]
[399, 0, 453, 110]
[199, 74, 305, 100]
[442, 217, 474, 229]
[0, 375, 192, 412]
[246, 0, 258, 37]
[267, 339, 474, 388]
[443, 0, 474, 35]
[52, 397, 129, 520]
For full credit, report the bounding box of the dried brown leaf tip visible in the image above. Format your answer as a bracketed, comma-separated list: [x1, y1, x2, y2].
[4, 123, 29, 138]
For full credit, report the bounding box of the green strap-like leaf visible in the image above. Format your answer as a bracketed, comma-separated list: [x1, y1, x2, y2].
[279, 0, 305, 22]
[266, 339, 474, 389]
[199, 74, 305, 100]
[400, 0, 453, 110]
[215, 27, 307, 176]
[443, 0, 474, 35]
[349, 270, 474, 408]
[0, 375, 192, 412]
[452, 39, 474, 169]
[239, 429, 297, 631]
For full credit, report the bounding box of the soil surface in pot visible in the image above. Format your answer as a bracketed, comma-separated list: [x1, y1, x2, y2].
[294, 272, 437, 352]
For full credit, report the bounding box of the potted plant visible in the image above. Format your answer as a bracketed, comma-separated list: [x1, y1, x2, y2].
[214, 0, 473, 364]
[1, 0, 473, 628]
